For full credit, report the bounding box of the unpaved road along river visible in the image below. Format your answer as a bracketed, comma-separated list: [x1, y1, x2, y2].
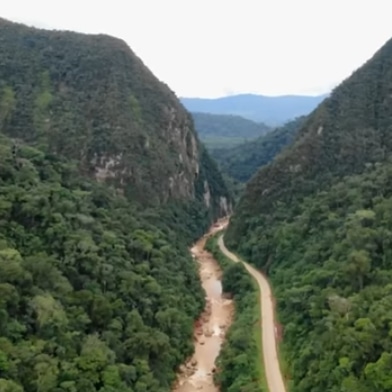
[218, 231, 287, 392]
[173, 222, 233, 392]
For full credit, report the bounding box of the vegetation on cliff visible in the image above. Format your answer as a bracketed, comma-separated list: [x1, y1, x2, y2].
[0, 135, 207, 392]
[212, 116, 305, 183]
[0, 17, 231, 214]
[227, 35, 392, 391]
[0, 18, 231, 392]
[191, 112, 270, 150]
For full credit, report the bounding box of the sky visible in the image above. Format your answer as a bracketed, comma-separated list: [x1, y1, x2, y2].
[2, 0, 392, 98]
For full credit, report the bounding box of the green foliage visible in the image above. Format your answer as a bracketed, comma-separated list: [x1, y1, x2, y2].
[213, 116, 306, 182]
[222, 263, 253, 296]
[195, 145, 232, 217]
[0, 18, 229, 210]
[33, 71, 53, 146]
[0, 86, 16, 128]
[220, 174, 245, 205]
[0, 17, 231, 392]
[227, 35, 392, 391]
[0, 379, 24, 392]
[0, 127, 207, 391]
[206, 236, 263, 392]
[229, 35, 392, 239]
[191, 112, 270, 150]
[232, 164, 392, 391]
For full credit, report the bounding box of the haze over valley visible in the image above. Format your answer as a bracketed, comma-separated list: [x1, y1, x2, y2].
[182, 94, 327, 126]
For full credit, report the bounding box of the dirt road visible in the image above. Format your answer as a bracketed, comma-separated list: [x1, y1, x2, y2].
[217, 234, 286, 392]
[173, 222, 233, 392]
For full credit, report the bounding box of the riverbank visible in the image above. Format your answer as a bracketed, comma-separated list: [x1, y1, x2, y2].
[206, 234, 265, 392]
[172, 222, 234, 392]
[218, 234, 287, 392]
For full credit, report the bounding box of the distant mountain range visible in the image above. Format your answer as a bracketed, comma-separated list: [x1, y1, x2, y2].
[191, 112, 270, 150]
[181, 93, 328, 126]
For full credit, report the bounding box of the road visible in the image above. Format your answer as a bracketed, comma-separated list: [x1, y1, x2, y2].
[217, 234, 286, 392]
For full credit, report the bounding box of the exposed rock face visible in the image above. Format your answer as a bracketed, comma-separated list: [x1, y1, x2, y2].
[219, 196, 231, 216]
[163, 106, 200, 201]
[203, 180, 211, 208]
[0, 18, 230, 212]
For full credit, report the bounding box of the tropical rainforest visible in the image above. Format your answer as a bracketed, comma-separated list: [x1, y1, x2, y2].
[0, 18, 230, 392]
[212, 116, 306, 183]
[5, 9, 392, 392]
[206, 236, 262, 392]
[227, 34, 392, 391]
[190, 112, 270, 150]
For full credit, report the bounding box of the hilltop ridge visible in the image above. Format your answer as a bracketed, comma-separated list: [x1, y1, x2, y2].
[0, 18, 230, 392]
[0, 17, 230, 213]
[226, 34, 392, 392]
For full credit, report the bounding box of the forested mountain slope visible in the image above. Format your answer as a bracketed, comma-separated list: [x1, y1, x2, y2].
[0, 18, 230, 213]
[229, 35, 392, 237]
[226, 36, 392, 391]
[212, 116, 305, 182]
[191, 112, 270, 150]
[0, 19, 230, 392]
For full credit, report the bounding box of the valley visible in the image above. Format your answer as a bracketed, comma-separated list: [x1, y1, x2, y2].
[173, 221, 233, 392]
[173, 219, 286, 392]
[0, 18, 231, 392]
[217, 234, 286, 392]
[2, 8, 392, 392]
[226, 27, 392, 392]
[190, 112, 270, 150]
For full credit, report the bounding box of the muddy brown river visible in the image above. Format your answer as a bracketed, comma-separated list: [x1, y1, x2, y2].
[173, 222, 233, 392]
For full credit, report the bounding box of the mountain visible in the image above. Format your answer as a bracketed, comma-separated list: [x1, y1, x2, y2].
[0, 18, 231, 213]
[0, 18, 230, 392]
[181, 93, 327, 125]
[212, 116, 306, 182]
[190, 112, 270, 150]
[226, 37, 392, 391]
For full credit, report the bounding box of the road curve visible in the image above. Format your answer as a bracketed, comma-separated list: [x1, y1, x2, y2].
[217, 235, 286, 392]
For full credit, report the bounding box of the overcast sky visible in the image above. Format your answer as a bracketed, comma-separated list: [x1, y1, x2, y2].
[2, 0, 392, 98]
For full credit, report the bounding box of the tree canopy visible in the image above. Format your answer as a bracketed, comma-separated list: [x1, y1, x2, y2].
[212, 116, 306, 183]
[191, 112, 270, 150]
[0, 17, 230, 211]
[0, 17, 231, 392]
[227, 33, 392, 391]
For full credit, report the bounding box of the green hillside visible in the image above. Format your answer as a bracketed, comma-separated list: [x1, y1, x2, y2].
[227, 35, 392, 391]
[0, 18, 230, 392]
[0, 18, 230, 212]
[212, 116, 305, 182]
[191, 112, 270, 150]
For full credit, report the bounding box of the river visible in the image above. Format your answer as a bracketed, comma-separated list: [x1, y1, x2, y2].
[173, 222, 233, 392]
